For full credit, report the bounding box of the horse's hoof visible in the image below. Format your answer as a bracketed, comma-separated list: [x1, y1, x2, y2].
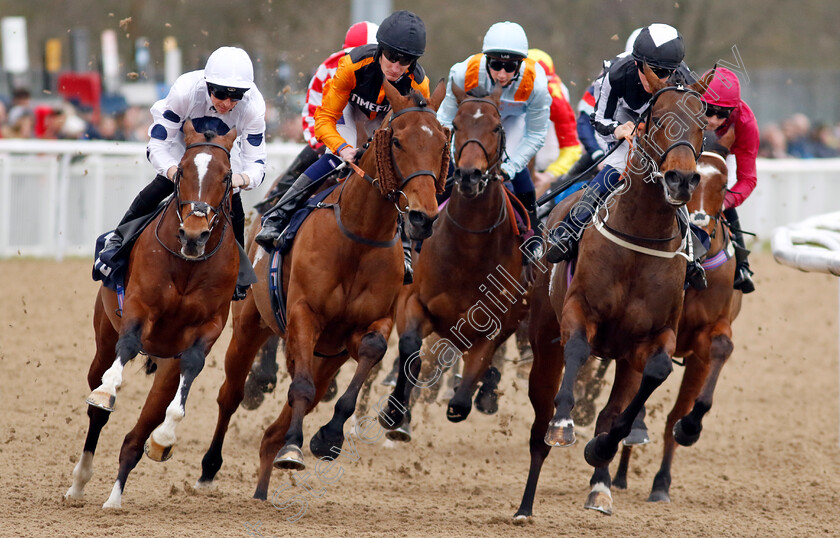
[673, 419, 701, 447]
[584, 488, 613, 515]
[144, 437, 174, 462]
[385, 421, 412, 443]
[647, 489, 671, 503]
[474, 385, 499, 415]
[241, 376, 266, 410]
[622, 427, 650, 446]
[273, 445, 305, 471]
[310, 428, 342, 460]
[512, 513, 532, 525]
[378, 403, 405, 431]
[446, 400, 471, 423]
[584, 433, 617, 468]
[86, 391, 116, 412]
[544, 420, 576, 447]
[193, 479, 216, 491]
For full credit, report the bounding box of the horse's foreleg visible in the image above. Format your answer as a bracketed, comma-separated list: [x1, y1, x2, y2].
[311, 324, 389, 459]
[674, 322, 734, 447]
[242, 334, 281, 410]
[102, 359, 181, 509]
[514, 315, 564, 522]
[66, 296, 118, 501]
[447, 338, 496, 423]
[86, 321, 143, 412]
[584, 331, 676, 469]
[145, 340, 208, 462]
[272, 304, 320, 471]
[198, 296, 274, 488]
[381, 296, 428, 431]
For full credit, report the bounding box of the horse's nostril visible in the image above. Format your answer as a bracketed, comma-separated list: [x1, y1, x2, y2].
[408, 211, 427, 227]
[179, 228, 187, 240]
[199, 230, 211, 243]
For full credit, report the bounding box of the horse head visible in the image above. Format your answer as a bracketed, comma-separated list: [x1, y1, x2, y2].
[689, 128, 736, 231]
[449, 82, 504, 198]
[175, 120, 236, 258]
[632, 66, 715, 206]
[375, 79, 450, 240]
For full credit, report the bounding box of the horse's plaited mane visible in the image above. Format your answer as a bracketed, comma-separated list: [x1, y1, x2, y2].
[202, 130, 217, 142]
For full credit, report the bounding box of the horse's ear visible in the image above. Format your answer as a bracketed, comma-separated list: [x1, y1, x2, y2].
[718, 125, 736, 150]
[642, 63, 666, 94]
[183, 120, 198, 144]
[450, 80, 466, 105]
[222, 128, 237, 151]
[490, 81, 503, 105]
[690, 67, 716, 96]
[429, 78, 447, 111]
[383, 78, 407, 113]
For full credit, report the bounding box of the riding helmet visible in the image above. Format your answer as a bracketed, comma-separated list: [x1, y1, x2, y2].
[376, 10, 426, 57]
[482, 21, 528, 60]
[344, 21, 379, 50]
[204, 46, 254, 90]
[631, 23, 685, 70]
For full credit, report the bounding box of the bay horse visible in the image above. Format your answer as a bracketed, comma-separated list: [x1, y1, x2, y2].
[195, 80, 451, 500]
[611, 129, 743, 502]
[514, 66, 714, 519]
[65, 122, 240, 508]
[379, 82, 530, 440]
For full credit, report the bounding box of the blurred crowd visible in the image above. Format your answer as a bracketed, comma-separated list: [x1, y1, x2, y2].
[0, 88, 303, 144]
[759, 113, 840, 159]
[1, 87, 838, 160]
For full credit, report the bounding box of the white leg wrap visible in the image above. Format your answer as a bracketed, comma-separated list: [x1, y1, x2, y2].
[64, 451, 94, 499]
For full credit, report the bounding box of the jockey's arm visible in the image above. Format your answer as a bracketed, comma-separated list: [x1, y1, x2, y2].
[314, 55, 356, 155]
[501, 81, 551, 179]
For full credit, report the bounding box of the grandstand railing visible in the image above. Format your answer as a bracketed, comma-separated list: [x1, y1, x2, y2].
[1, 139, 839, 259]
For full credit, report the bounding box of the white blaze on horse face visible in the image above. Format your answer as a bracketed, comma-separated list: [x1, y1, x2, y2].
[421, 125, 434, 137]
[472, 108, 484, 120]
[193, 153, 212, 198]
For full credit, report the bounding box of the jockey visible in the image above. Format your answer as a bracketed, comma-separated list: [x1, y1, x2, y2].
[436, 21, 551, 261]
[701, 66, 758, 293]
[256, 21, 379, 211]
[544, 23, 707, 288]
[255, 10, 430, 285]
[101, 46, 266, 300]
[528, 48, 582, 187]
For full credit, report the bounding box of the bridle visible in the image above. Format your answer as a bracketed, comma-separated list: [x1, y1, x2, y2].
[451, 97, 505, 197]
[155, 141, 233, 261]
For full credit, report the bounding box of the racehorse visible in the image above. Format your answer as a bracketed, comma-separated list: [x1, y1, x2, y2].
[514, 66, 714, 519]
[611, 129, 743, 502]
[65, 122, 240, 508]
[379, 82, 530, 440]
[195, 79, 451, 500]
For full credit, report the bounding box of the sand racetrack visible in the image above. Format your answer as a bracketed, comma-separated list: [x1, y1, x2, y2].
[1, 252, 839, 537]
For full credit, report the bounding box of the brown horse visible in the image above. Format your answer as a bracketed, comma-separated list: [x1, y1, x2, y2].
[611, 129, 743, 502]
[514, 66, 713, 519]
[195, 80, 450, 500]
[379, 82, 531, 440]
[64, 122, 239, 508]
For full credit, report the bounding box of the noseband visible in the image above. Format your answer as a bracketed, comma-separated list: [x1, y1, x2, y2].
[156, 141, 233, 261]
[452, 97, 505, 195]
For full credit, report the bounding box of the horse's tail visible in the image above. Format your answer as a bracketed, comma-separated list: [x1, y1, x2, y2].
[144, 357, 157, 375]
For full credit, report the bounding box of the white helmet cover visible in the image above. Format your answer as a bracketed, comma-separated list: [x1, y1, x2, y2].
[482, 21, 528, 59]
[204, 46, 254, 90]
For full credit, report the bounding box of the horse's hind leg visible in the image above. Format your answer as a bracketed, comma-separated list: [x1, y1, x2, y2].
[145, 339, 209, 462]
[65, 295, 118, 501]
[242, 335, 281, 410]
[447, 338, 498, 422]
[198, 297, 274, 488]
[86, 319, 143, 412]
[311, 323, 390, 459]
[102, 359, 181, 509]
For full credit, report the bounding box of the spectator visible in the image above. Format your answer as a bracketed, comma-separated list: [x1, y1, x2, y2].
[783, 113, 815, 158]
[758, 123, 790, 158]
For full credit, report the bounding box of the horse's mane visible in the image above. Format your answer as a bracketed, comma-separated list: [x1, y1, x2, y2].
[202, 130, 218, 142]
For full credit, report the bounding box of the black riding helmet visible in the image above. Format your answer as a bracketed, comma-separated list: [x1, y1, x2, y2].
[632, 23, 684, 70]
[376, 10, 426, 57]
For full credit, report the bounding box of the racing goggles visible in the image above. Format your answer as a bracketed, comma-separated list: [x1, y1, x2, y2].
[381, 46, 418, 67]
[704, 104, 734, 119]
[207, 83, 248, 102]
[487, 58, 521, 73]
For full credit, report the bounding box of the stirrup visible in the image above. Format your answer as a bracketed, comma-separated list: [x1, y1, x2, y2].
[255, 218, 284, 251]
[734, 266, 755, 293]
[545, 228, 578, 263]
[232, 285, 249, 301]
[686, 261, 708, 291]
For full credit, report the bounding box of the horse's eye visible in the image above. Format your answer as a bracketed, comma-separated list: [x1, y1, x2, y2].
[392, 138, 402, 150]
[493, 125, 502, 133]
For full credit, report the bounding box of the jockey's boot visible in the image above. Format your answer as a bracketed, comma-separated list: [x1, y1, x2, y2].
[253, 145, 322, 214]
[545, 165, 622, 264]
[724, 208, 755, 294]
[685, 260, 708, 291]
[515, 190, 544, 264]
[231, 192, 249, 301]
[254, 173, 324, 251]
[104, 175, 174, 254]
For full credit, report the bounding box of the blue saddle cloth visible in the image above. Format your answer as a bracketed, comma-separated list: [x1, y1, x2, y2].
[269, 183, 340, 332]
